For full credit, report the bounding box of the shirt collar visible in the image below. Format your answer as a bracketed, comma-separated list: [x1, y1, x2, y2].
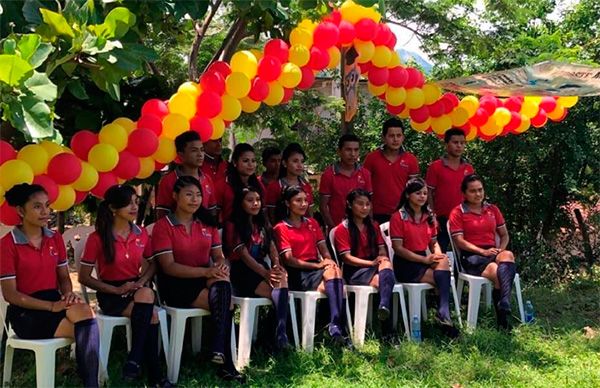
[11, 226, 54, 245]
[282, 217, 308, 228]
[332, 162, 362, 175]
[174, 166, 203, 179]
[380, 145, 406, 156]
[398, 207, 430, 223]
[460, 201, 491, 213]
[441, 155, 468, 166]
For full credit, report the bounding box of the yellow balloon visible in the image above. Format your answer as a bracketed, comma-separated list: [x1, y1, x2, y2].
[152, 138, 176, 164]
[210, 118, 225, 140]
[514, 116, 531, 134]
[177, 81, 201, 98]
[525, 96, 542, 105]
[327, 47, 341, 69]
[230, 50, 258, 80]
[431, 115, 452, 135]
[355, 40, 375, 63]
[279, 63, 302, 88]
[0, 159, 34, 189]
[411, 119, 431, 132]
[72, 162, 98, 191]
[112, 117, 136, 134]
[240, 96, 261, 113]
[225, 72, 251, 99]
[136, 157, 155, 179]
[88, 143, 119, 172]
[168, 92, 197, 119]
[422, 83, 442, 105]
[459, 96, 479, 116]
[363, 6, 382, 23]
[367, 82, 386, 96]
[17, 144, 49, 175]
[493, 107, 511, 127]
[388, 52, 402, 67]
[398, 105, 411, 119]
[264, 82, 284, 106]
[250, 49, 263, 61]
[297, 19, 317, 33]
[405, 88, 425, 109]
[0, 184, 4, 206]
[372, 46, 392, 68]
[465, 124, 478, 141]
[162, 113, 190, 140]
[290, 27, 313, 47]
[557, 95, 578, 108]
[385, 87, 407, 106]
[480, 117, 501, 136]
[39, 140, 64, 159]
[51, 185, 76, 211]
[289, 45, 310, 67]
[99, 123, 127, 152]
[547, 105, 565, 120]
[520, 99, 539, 119]
[340, 0, 377, 24]
[449, 107, 470, 127]
[220, 94, 242, 121]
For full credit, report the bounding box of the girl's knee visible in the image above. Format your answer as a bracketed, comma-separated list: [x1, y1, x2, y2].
[68, 303, 95, 321]
[497, 250, 515, 262]
[134, 287, 155, 303]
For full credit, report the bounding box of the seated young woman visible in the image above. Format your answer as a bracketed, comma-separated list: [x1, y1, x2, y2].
[272, 185, 351, 347]
[0, 183, 99, 387]
[333, 189, 395, 323]
[449, 174, 517, 330]
[224, 186, 290, 350]
[151, 176, 243, 382]
[390, 178, 459, 338]
[78, 185, 170, 386]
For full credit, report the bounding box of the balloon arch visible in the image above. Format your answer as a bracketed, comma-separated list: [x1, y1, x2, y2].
[0, 0, 579, 223]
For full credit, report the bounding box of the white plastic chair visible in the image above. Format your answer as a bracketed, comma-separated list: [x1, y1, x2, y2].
[448, 221, 525, 330]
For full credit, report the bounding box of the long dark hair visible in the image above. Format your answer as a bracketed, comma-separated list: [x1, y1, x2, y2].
[228, 186, 270, 255]
[173, 176, 217, 226]
[278, 143, 306, 179]
[96, 185, 137, 264]
[274, 185, 305, 224]
[227, 143, 263, 197]
[345, 189, 379, 260]
[397, 178, 434, 226]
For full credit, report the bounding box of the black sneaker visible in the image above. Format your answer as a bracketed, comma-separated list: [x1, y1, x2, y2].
[377, 306, 391, 321]
[217, 366, 246, 384]
[211, 352, 225, 365]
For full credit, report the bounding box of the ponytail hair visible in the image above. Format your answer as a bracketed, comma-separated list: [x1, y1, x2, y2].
[96, 185, 137, 264]
[345, 189, 379, 260]
[274, 185, 305, 224]
[397, 178, 434, 226]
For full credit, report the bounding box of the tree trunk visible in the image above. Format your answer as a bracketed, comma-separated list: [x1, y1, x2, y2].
[204, 17, 244, 73]
[221, 18, 248, 62]
[573, 208, 594, 276]
[188, 0, 223, 81]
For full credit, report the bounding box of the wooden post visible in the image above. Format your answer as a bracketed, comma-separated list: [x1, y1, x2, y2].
[573, 208, 594, 276]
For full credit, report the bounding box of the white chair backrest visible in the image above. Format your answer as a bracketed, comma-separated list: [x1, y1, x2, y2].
[447, 221, 465, 273]
[328, 226, 339, 263]
[379, 222, 393, 258]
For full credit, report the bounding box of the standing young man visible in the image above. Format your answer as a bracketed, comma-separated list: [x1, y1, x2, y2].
[319, 134, 372, 231]
[156, 131, 217, 219]
[426, 128, 475, 252]
[259, 146, 282, 187]
[363, 118, 420, 224]
[202, 138, 229, 183]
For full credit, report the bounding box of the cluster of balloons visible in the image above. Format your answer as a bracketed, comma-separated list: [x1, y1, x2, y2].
[0, 0, 581, 223]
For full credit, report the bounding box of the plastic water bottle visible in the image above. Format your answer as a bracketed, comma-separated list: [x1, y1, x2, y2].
[525, 300, 535, 323]
[411, 315, 421, 342]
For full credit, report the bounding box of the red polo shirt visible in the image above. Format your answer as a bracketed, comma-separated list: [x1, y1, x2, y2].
[201, 156, 228, 183]
[0, 227, 67, 295]
[156, 167, 216, 213]
[319, 163, 372, 225]
[215, 178, 265, 223]
[273, 217, 324, 262]
[449, 202, 505, 247]
[224, 221, 266, 261]
[425, 157, 474, 217]
[152, 214, 221, 267]
[333, 220, 384, 259]
[265, 177, 314, 209]
[363, 149, 419, 216]
[80, 224, 152, 281]
[390, 208, 437, 252]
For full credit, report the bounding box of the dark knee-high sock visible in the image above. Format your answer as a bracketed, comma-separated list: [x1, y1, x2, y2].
[208, 281, 232, 356]
[433, 270, 451, 321]
[128, 302, 154, 366]
[324, 279, 344, 335]
[74, 318, 100, 388]
[271, 287, 289, 343]
[143, 323, 161, 383]
[492, 288, 501, 314]
[378, 269, 395, 310]
[497, 262, 516, 311]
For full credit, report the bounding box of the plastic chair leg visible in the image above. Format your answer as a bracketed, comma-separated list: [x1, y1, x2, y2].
[157, 309, 169, 365]
[167, 316, 188, 384]
[252, 308, 260, 343]
[191, 317, 203, 355]
[407, 290, 423, 335]
[34, 346, 57, 388]
[98, 321, 115, 380]
[300, 296, 318, 352]
[351, 292, 371, 346]
[288, 298, 299, 348]
[2, 343, 14, 387]
[466, 282, 483, 330]
[450, 277, 463, 327]
[397, 289, 410, 339]
[457, 278, 464, 304]
[485, 283, 493, 308]
[236, 302, 256, 369]
[514, 274, 525, 322]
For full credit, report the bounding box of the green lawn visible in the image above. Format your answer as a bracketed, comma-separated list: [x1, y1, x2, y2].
[3, 277, 599, 387]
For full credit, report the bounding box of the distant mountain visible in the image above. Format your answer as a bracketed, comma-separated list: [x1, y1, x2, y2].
[396, 48, 433, 74]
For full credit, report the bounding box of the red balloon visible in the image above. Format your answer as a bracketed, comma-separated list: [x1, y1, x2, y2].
[480, 95, 500, 115]
[504, 111, 522, 134]
[141, 99, 169, 118]
[410, 106, 430, 123]
[368, 66, 389, 86]
[200, 71, 226, 95]
[137, 114, 163, 135]
[504, 96, 523, 112]
[313, 22, 340, 49]
[91, 172, 118, 198]
[404, 67, 424, 88]
[190, 116, 213, 142]
[531, 109, 548, 128]
[358, 62, 372, 75]
[323, 9, 341, 25]
[338, 21, 356, 45]
[32, 174, 59, 203]
[128, 129, 159, 157]
[47, 153, 82, 185]
[427, 101, 445, 117]
[355, 18, 377, 41]
[443, 93, 460, 108]
[264, 39, 289, 63]
[470, 108, 489, 127]
[298, 67, 315, 90]
[373, 24, 393, 46]
[196, 91, 222, 119]
[248, 77, 269, 101]
[539, 96, 557, 113]
[0, 140, 17, 165]
[257, 56, 283, 82]
[387, 103, 406, 115]
[388, 67, 408, 88]
[385, 33, 397, 50]
[309, 46, 330, 71]
[440, 97, 455, 114]
[478, 132, 496, 142]
[0, 202, 20, 226]
[154, 161, 166, 171]
[114, 150, 141, 180]
[74, 190, 87, 205]
[207, 61, 232, 78]
[70, 130, 98, 161]
[281, 88, 294, 104]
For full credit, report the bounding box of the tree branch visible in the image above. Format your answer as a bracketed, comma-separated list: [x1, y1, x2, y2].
[383, 18, 427, 40]
[204, 17, 246, 73]
[188, 0, 223, 81]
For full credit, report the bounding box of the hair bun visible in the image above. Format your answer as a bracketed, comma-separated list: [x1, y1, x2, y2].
[4, 183, 46, 207]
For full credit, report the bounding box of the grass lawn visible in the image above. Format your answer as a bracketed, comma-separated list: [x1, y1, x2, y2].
[2, 276, 599, 387]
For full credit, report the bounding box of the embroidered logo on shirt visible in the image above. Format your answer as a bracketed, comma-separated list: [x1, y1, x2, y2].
[49, 245, 58, 257]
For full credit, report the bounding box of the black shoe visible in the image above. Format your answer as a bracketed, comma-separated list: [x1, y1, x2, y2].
[211, 352, 225, 365]
[275, 335, 294, 353]
[122, 361, 141, 382]
[377, 306, 390, 321]
[149, 378, 175, 388]
[217, 366, 246, 384]
[497, 308, 513, 331]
